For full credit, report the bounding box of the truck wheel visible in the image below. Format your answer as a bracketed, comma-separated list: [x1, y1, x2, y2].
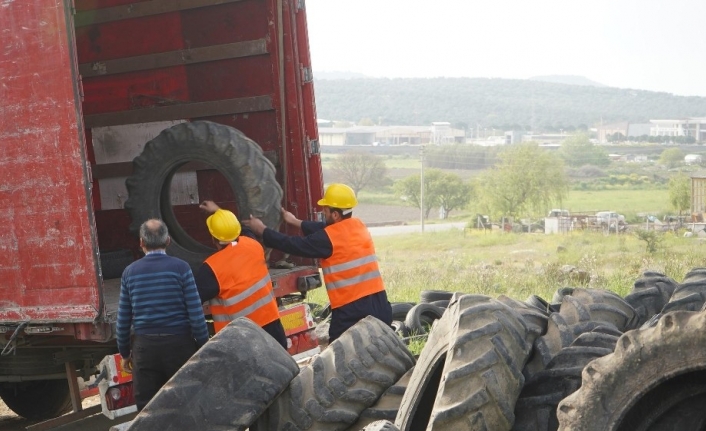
[254, 316, 415, 431]
[127, 318, 299, 431]
[125, 121, 282, 269]
[557, 310, 706, 431]
[0, 380, 71, 420]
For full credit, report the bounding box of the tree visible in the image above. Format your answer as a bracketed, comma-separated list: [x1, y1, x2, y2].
[393, 169, 472, 219]
[560, 133, 610, 167]
[477, 142, 569, 218]
[357, 118, 375, 126]
[669, 173, 691, 215]
[330, 151, 387, 195]
[659, 148, 684, 168]
[435, 172, 473, 219]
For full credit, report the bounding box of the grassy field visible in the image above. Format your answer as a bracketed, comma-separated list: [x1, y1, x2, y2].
[305, 228, 706, 309]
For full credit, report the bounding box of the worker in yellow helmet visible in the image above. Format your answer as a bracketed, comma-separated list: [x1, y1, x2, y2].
[194, 201, 287, 348]
[245, 183, 392, 343]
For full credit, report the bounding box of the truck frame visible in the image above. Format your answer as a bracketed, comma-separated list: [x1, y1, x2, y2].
[1, 0, 323, 422]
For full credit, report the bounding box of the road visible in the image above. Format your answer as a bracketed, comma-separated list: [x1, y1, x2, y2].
[368, 222, 468, 237]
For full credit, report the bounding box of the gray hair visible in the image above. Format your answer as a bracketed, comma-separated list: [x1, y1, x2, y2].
[140, 219, 169, 250]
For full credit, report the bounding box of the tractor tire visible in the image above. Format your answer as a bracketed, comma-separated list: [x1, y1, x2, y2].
[497, 295, 549, 341]
[361, 420, 401, 431]
[512, 329, 619, 431]
[429, 300, 450, 310]
[420, 290, 454, 304]
[0, 380, 71, 420]
[396, 295, 531, 431]
[350, 367, 414, 430]
[525, 295, 551, 314]
[564, 289, 638, 332]
[661, 275, 706, 313]
[624, 271, 678, 326]
[394, 296, 459, 431]
[128, 318, 298, 431]
[124, 121, 282, 269]
[425, 295, 532, 431]
[404, 304, 445, 335]
[557, 310, 706, 431]
[255, 316, 415, 431]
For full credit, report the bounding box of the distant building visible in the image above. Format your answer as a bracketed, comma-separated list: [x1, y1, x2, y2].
[317, 122, 463, 146]
[650, 118, 706, 140]
[596, 122, 628, 143]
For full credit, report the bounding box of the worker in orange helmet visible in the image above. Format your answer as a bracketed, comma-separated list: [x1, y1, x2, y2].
[195, 201, 287, 348]
[245, 183, 392, 343]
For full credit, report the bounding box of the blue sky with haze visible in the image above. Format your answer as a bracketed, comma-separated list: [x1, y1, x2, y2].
[306, 0, 706, 97]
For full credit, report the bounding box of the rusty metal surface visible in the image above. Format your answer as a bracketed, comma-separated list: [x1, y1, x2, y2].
[0, 1, 100, 322]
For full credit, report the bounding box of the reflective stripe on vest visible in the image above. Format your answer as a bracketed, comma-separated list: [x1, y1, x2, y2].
[322, 255, 382, 290]
[321, 218, 385, 308]
[205, 237, 280, 332]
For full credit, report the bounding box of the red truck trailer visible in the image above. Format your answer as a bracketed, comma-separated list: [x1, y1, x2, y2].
[0, 0, 323, 422]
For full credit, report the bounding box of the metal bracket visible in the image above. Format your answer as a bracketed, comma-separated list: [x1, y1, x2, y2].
[301, 66, 313, 84]
[309, 139, 320, 155]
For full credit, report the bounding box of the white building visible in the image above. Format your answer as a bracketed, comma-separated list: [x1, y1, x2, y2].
[650, 118, 706, 140]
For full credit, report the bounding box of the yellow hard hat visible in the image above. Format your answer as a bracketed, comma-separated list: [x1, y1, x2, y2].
[206, 209, 241, 242]
[317, 183, 358, 209]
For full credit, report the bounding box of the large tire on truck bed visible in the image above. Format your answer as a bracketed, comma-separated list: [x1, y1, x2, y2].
[396, 295, 532, 431]
[0, 380, 71, 420]
[557, 310, 706, 431]
[127, 318, 299, 431]
[124, 121, 282, 269]
[254, 316, 415, 431]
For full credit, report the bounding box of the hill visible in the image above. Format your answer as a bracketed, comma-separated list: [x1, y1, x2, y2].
[528, 75, 607, 88]
[313, 77, 706, 130]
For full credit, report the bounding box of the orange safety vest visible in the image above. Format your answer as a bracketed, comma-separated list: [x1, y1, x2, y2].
[205, 236, 280, 332]
[321, 218, 385, 309]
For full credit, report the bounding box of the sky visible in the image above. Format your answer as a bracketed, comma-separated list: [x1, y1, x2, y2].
[305, 0, 706, 97]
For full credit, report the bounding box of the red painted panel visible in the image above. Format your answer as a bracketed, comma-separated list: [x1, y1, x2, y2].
[180, 1, 268, 47]
[82, 68, 190, 114]
[0, 1, 100, 321]
[75, 13, 184, 63]
[201, 112, 281, 153]
[185, 57, 275, 102]
[75, 0, 151, 11]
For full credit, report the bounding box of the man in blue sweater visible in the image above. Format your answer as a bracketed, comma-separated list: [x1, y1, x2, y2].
[116, 219, 209, 411]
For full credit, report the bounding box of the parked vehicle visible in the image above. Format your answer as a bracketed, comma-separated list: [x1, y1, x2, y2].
[1, 0, 323, 423]
[595, 211, 626, 226]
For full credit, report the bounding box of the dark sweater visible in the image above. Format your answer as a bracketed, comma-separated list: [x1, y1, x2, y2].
[116, 252, 209, 358]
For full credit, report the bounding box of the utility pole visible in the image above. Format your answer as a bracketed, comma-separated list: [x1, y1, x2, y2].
[420, 144, 425, 233]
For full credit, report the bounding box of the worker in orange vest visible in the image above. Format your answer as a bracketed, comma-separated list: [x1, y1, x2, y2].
[195, 201, 287, 348]
[245, 183, 392, 342]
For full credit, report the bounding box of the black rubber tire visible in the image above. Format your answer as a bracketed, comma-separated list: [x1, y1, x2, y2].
[0, 380, 71, 420]
[391, 321, 411, 340]
[564, 288, 638, 332]
[428, 300, 450, 309]
[403, 304, 445, 335]
[661, 274, 706, 313]
[419, 290, 454, 304]
[128, 318, 298, 431]
[551, 287, 574, 304]
[524, 295, 623, 379]
[124, 121, 282, 269]
[497, 295, 549, 341]
[391, 303, 415, 322]
[557, 310, 706, 431]
[351, 367, 414, 430]
[624, 271, 678, 326]
[362, 420, 401, 431]
[255, 316, 415, 431]
[396, 295, 532, 431]
[525, 295, 551, 314]
[395, 296, 459, 431]
[512, 329, 620, 431]
[425, 295, 531, 431]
